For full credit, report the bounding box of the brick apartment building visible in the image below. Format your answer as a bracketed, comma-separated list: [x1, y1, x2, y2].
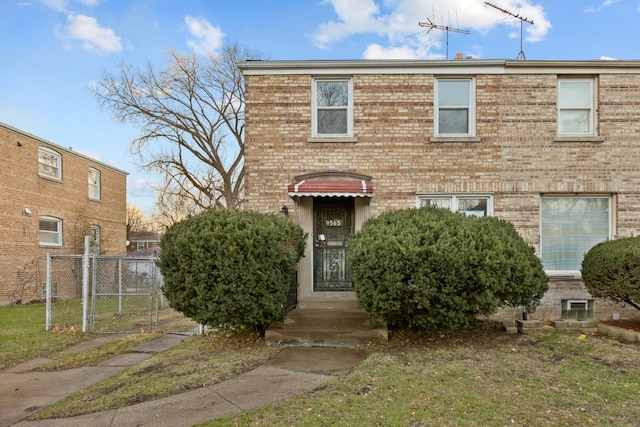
[239, 58, 640, 321]
[0, 122, 128, 304]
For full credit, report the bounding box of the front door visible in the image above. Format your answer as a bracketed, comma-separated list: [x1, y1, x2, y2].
[313, 198, 355, 291]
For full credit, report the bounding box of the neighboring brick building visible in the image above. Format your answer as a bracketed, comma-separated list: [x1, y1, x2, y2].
[126, 231, 161, 255]
[239, 58, 640, 321]
[0, 122, 128, 304]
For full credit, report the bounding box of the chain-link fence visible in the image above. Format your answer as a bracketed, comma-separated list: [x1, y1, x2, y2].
[91, 256, 165, 333]
[44, 254, 84, 332]
[45, 253, 187, 333]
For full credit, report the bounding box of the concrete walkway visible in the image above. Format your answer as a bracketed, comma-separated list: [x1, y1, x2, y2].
[1, 335, 367, 427]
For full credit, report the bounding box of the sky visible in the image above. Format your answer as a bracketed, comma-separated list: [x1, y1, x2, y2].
[2, 0, 639, 217]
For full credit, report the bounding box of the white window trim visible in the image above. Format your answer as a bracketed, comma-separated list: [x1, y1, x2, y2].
[557, 78, 596, 136]
[38, 147, 62, 180]
[416, 193, 493, 216]
[540, 195, 614, 277]
[311, 77, 354, 138]
[39, 216, 63, 247]
[434, 77, 476, 138]
[88, 168, 101, 200]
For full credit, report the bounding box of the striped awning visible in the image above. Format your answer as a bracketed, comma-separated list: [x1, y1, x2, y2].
[287, 179, 373, 197]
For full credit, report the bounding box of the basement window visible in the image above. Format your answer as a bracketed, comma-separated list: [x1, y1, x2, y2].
[561, 299, 594, 320]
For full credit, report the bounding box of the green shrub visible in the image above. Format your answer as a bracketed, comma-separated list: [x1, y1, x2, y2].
[349, 207, 548, 330]
[581, 236, 640, 311]
[157, 209, 306, 334]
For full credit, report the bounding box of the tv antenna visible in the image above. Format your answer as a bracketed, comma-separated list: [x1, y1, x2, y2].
[485, 1, 534, 60]
[418, 15, 470, 60]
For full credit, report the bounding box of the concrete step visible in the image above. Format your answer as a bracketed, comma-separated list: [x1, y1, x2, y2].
[280, 309, 385, 329]
[265, 308, 388, 348]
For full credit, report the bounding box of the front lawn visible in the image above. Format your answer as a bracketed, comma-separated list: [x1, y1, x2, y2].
[0, 303, 92, 370]
[211, 326, 640, 427]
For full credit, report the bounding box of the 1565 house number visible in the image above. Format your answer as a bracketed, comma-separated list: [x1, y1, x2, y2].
[326, 219, 342, 227]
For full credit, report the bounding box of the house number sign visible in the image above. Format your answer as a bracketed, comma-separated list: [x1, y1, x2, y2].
[326, 219, 342, 227]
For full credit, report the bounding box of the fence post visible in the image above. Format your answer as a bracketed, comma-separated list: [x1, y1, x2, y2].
[45, 253, 52, 331]
[82, 235, 90, 333]
[118, 258, 123, 316]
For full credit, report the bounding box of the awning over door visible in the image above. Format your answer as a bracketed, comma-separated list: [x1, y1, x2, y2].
[287, 179, 373, 197]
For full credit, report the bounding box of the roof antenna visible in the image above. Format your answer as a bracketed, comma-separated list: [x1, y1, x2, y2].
[419, 11, 470, 60]
[485, 1, 534, 60]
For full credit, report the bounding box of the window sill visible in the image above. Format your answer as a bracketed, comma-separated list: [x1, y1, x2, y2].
[429, 136, 482, 143]
[554, 136, 605, 143]
[307, 137, 358, 143]
[38, 175, 62, 183]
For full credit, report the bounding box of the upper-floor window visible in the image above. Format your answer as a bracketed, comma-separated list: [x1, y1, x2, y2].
[38, 147, 61, 180]
[88, 168, 101, 200]
[557, 79, 595, 135]
[39, 216, 62, 247]
[434, 78, 476, 137]
[540, 196, 611, 272]
[417, 194, 492, 217]
[312, 78, 353, 137]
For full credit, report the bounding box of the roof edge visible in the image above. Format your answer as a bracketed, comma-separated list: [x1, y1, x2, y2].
[1, 121, 129, 176]
[239, 58, 640, 75]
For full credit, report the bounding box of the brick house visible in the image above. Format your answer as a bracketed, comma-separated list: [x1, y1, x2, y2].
[126, 231, 161, 254]
[238, 59, 640, 322]
[0, 122, 128, 304]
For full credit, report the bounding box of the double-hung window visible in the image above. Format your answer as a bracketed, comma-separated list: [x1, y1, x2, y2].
[557, 79, 595, 136]
[38, 147, 61, 180]
[312, 78, 353, 137]
[540, 196, 612, 273]
[417, 194, 492, 217]
[39, 216, 63, 247]
[88, 168, 101, 200]
[435, 78, 476, 137]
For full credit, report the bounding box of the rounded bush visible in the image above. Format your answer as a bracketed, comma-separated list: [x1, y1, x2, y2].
[581, 236, 640, 311]
[349, 207, 548, 331]
[157, 209, 306, 333]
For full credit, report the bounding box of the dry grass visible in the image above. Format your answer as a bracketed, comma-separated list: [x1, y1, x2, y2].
[211, 324, 640, 427]
[8, 304, 640, 426]
[30, 328, 280, 420]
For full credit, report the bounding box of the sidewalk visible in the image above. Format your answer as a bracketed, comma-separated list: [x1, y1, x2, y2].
[1, 334, 367, 427]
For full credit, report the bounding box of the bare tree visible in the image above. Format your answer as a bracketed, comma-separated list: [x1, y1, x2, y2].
[94, 44, 257, 210]
[126, 203, 146, 235]
[152, 190, 200, 232]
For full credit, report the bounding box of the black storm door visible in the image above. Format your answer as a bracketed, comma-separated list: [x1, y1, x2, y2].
[313, 198, 355, 291]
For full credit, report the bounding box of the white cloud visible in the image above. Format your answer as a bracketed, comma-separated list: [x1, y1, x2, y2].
[184, 16, 225, 56]
[363, 43, 419, 59]
[40, 0, 67, 11]
[128, 176, 158, 198]
[55, 14, 122, 54]
[313, 0, 383, 48]
[313, 0, 552, 58]
[585, 0, 622, 13]
[600, 55, 617, 60]
[39, 0, 100, 12]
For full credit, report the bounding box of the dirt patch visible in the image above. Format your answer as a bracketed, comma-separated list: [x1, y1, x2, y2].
[601, 319, 640, 332]
[384, 320, 525, 354]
